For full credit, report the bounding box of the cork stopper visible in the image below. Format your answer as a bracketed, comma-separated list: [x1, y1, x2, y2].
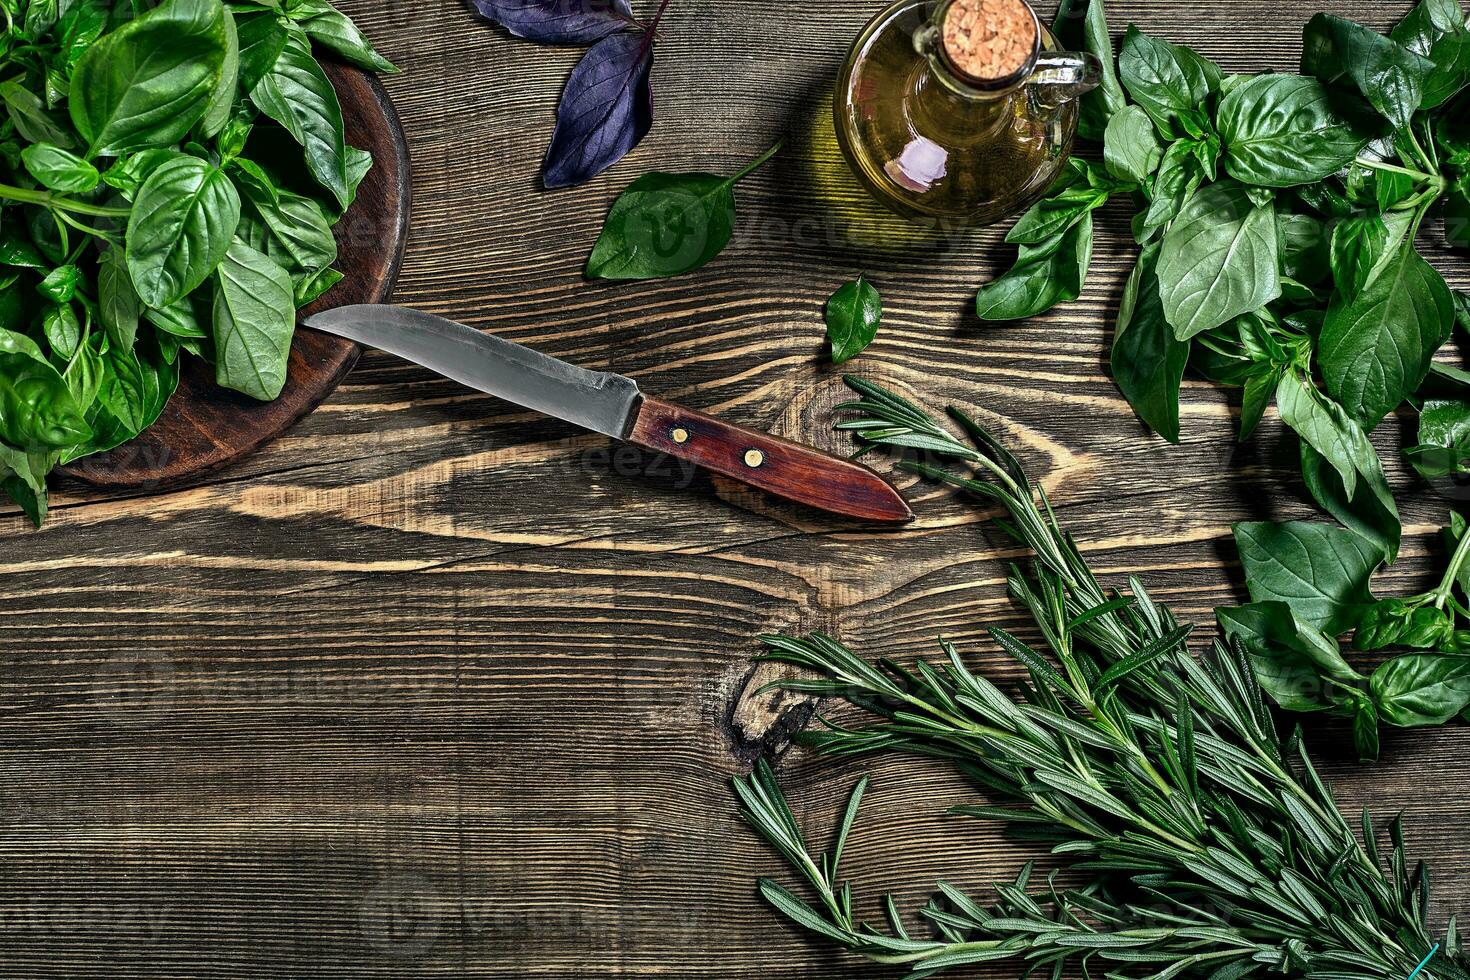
[941, 0, 1037, 82]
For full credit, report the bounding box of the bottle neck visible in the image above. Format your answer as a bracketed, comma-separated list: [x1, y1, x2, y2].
[907, 57, 1020, 146]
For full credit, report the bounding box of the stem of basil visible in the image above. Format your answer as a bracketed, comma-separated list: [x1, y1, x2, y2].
[728, 140, 785, 184]
[0, 183, 130, 218]
[1355, 157, 1437, 184]
[1432, 527, 1470, 611]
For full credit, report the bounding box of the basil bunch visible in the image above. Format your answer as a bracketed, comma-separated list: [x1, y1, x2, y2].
[983, 0, 1470, 565]
[0, 0, 392, 525]
[1218, 515, 1470, 761]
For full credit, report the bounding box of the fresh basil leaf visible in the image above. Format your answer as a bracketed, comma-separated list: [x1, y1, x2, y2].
[1406, 399, 1470, 478]
[1330, 214, 1391, 298]
[0, 327, 90, 449]
[1103, 104, 1164, 184]
[1052, 0, 1126, 140]
[37, 264, 79, 304]
[285, 0, 397, 72]
[586, 172, 737, 280]
[243, 186, 337, 277]
[543, 30, 654, 189]
[235, 8, 290, 91]
[1392, 0, 1470, 108]
[1137, 142, 1201, 243]
[1300, 440, 1402, 564]
[975, 212, 1093, 321]
[1112, 243, 1187, 443]
[826, 276, 882, 366]
[1118, 26, 1222, 135]
[1234, 521, 1382, 635]
[1302, 13, 1435, 129]
[1217, 74, 1373, 188]
[197, 4, 241, 139]
[1319, 243, 1455, 428]
[1216, 601, 1356, 711]
[250, 29, 350, 209]
[41, 303, 81, 360]
[0, 226, 46, 270]
[1372, 654, 1470, 727]
[212, 239, 296, 400]
[1008, 182, 1107, 245]
[1158, 181, 1280, 341]
[96, 246, 140, 353]
[19, 142, 99, 193]
[470, 0, 635, 45]
[294, 266, 342, 307]
[102, 148, 182, 199]
[1278, 371, 1371, 500]
[125, 155, 241, 308]
[1, 462, 47, 527]
[1239, 365, 1281, 442]
[0, 79, 75, 148]
[70, 0, 231, 157]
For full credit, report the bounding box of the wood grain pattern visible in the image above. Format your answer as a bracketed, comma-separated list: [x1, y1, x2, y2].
[628, 394, 914, 522]
[62, 63, 411, 489]
[3, 2, 1470, 979]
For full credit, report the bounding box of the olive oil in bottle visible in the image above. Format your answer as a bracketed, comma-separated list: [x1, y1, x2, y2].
[834, 0, 1101, 225]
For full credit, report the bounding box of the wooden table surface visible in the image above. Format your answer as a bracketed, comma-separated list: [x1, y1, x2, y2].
[3, 1, 1469, 977]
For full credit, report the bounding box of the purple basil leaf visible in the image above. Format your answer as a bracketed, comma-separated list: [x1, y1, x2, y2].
[470, 0, 635, 45]
[543, 31, 653, 189]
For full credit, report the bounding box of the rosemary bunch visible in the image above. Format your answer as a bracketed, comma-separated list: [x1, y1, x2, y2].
[735, 378, 1466, 980]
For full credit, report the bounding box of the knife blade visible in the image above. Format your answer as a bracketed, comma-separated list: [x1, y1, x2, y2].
[302, 305, 913, 523]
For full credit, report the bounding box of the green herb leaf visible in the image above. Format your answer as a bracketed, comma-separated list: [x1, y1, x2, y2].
[1302, 13, 1435, 129]
[1053, 0, 1125, 140]
[212, 239, 297, 401]
[1102, 104, 1163, 184]
[1233, 521, 1382, 634]
[976, 213, 1093, 321]
[19, 142, 99, 193]
[97, 246, 141, 353]
[1216, 601, 1353, 711]
[41, 303, 81, 360]
[0, 327, 90, 450]
[125, 155, 241, 308]
[1391, 0, 1470, 109]
[1111, 243, 1187, 443]
[1372, 654, 1470, 726]
[250, 29, 350, 210]
[1319, 242, 1455, 429]
[1330, 213, 1392, 298]
[1118, 26, 1222, 136]
[1405, 399, 1470, 478]
[286, 0, 397, 73]
[1217, 74, 1372, 187]
[826, 276, 882, 366]
[1158, 181, 1280, 340]
[69, 0, 231, 157]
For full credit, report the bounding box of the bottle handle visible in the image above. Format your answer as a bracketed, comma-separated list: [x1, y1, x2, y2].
[1026, 52, 1103, 109]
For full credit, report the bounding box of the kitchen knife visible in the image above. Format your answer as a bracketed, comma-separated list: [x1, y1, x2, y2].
[302, 305, 913, 523]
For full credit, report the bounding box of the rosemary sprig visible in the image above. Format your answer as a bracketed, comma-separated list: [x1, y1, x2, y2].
[735, 378, 1468, 980]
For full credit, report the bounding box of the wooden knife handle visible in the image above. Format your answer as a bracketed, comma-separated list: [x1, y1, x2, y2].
[626, 396, 914, 523]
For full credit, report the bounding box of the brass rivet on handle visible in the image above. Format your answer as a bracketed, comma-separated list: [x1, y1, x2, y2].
[671, 427, 690, 444]
[744, 449, 765, 468]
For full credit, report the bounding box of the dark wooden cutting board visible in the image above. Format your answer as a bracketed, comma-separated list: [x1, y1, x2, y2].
[62, 62, 411, 490]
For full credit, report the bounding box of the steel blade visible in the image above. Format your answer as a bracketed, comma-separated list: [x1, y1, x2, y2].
[303, 305, 641, 438]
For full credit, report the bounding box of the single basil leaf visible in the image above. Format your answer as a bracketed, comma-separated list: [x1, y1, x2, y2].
[97, 246, 141, 353]
[975, 212, 1093, 321]
[1277, 371, 1374, 501]
[1, 464, 47, 528]
[1053, 0, 1126, 140]
[1278, 212, 1330, 286]
[342, 144, 373, 213]
[1302, 13, 1435, 130]
[70, 0, 231, 157]
[42, 303, 81, 360]
[1111, 243, 1187, 443]
[243, 186, 338, 276]
[1217, 74, 1373, 187]
[236, 9, 290, 91]
[1137, 141, 1200, 242]
[1319, 243, 1455, 429]
[37, 265, 80, 304]
[471, 0, 635, 45]
[1007, 183, 1106, 245]
[145, 292, 211, 339]
[0, 327, 90, 450]
[212, 239, 296, 400]
[126, 155, 242, 308]
[198, 4, 241, 139]
[285, 0, 396, 72]
[0, 79, 76, 148]
[0, 225, 46, 270]
[586, 172, 736, 280]
[826, 276, 882, 365]
[1117, 26, 1222, 135]
[62, 337, 104, 417]
[1375, 169, 1416, 212]
[1392, 0, 1470, 108]
[1216, 601, 1356, 711]
[1158, 181, 1280, 341]
[294, 266, 342, 308]
[1346, 692, 1382, 761]
[1234, 521, 1382, 635]
[102, 148, 182, 200]
[1300, 441, 1402, 564]
[1239, 365, 1281, 442]
[543, 31, 654, 189]
[1103, 104, 1163, 184]
[1372, 654, 1470, 727]
[251, 29, 350, 209]
[19, 142, 100, 193]
[1406, 399, 1470, 478]
[1330, 213, 1391, 298]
